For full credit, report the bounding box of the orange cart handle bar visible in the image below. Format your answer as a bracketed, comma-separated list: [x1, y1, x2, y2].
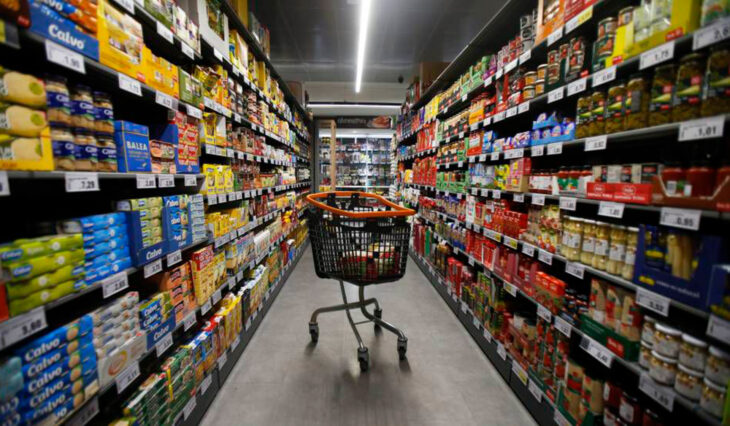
[306, 191, 416, 218]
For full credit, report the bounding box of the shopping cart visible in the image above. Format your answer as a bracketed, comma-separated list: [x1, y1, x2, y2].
[306, 191, 415, 371]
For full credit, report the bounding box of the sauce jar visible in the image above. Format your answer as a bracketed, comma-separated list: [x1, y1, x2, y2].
[700, 378, 727, 418]
[575, 95, 592, 138]
[642, 316, 657, 344]
[619, 391, 641, 425]
[96, 133, 117, 172]
[687, 161, 716, 197]
[674, 363, 704, 401]
[649, 64, 676, 126]
[524, 71, 537, 86]
[535, 80, 545, 95]
[607, 225, 627, 276]
[701, 46, 730, 117]
[70, 85, 95, 130]
[679, 334, 708, 371]
[592, 221, 610, 270]
[44, 74, 71, 126]
[649, 350, 678, 385]
[606, 81, 626, 134]
[639, 340, 653, 369]
[537, 64, 547, 81]
[580, 219, 596, 265]
[589, 91, 606, 136]
[73, 129, 98, 171]
[705, 345, 730, 384]
[523, 84, 535, 100]
[672, 53, 704, 122]
[653, 323, 682, 358]
[93, 91, 114, 134]
[621, 227, 639, 280]
[625, 73, 650, 130]
[51, 126, 75, 171]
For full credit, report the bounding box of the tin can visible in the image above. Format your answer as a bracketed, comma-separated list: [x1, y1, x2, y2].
[598, 17, 617, 38]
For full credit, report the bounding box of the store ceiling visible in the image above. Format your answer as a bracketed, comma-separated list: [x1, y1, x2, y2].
[250, 0, 508, 86]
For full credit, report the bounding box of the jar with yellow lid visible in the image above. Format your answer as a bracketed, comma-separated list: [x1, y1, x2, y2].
[639, 340, 653, 369]
[673, 53, 705, 122]
[580, 219, 596, 265]
[675, 364, 704, 401]
[606, 225, 627, 275]
[700, 378, 727, 418]
[606, 81, 626, 134]
[592, 221, 610, 270]
[621, 227, 639, 280]
[705, 345, 730, 384]
[649, 350, 678, 385]
[679, 334, 708, 371]
[654, 323, 682, 358]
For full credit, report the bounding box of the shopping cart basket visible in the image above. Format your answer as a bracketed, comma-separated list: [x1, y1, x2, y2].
[306, 191, 415, 371]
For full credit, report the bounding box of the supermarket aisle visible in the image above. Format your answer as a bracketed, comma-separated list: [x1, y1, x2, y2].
[201, 246, 535, 426]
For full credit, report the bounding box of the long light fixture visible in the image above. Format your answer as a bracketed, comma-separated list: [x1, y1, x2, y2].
[308, 103, 400, 109]
[355, 0, 372, 93]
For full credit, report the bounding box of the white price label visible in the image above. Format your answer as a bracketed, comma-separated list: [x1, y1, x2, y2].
[213, 49, 223, 62]
[217, 351, 228, 369]
[479, 154, 486, 161]
[547, 27, 563, 46]
[186, 104, 202, 119]
[201, 299, 212, 315]
[461, 300, 468, 314]
[531, 145, 544, 156]
[102, 272, 129, 298]
[67, 396, 99, 426]
[660, 207, 701, 231]
[504, 236, 518, 250]
[452, 292, 458, 304]
[167, 250, 182, 266]
[207, 195, 216, 205]
[518, 101, 530, 114]
[470, 123, 478, 131]
[679, 115, 724, 141]
[231, 335, 241, 350]
[490, 152, 500, 161]
[512, 361, 528, 385]
[506, 107, 517, 118]
[565, 5, 592, 33]
[598, 201, 625, 218]
[531, 194, 545, 206]
[554, 316, 572, 338]
[565, 262, 585, 279]
[156, 332, 173, 357]
[156, 21, 174, 43]
[592, 66, 616, 87]
[585, 135, 607, 151]
[183, 312, 197, 331]
[505, 59, 518, 74]
[115, 361, 140, 393]
[538, 249, 553, 265]
[640, 40, 674, 70]
[581, 335, 613, 367]
[504, 148, 524, 159]
[118, 73, 141, 96]
[707, 314, 730, 342]
[528, 380, 543, 403]
[521, 244, 535, 257]
[136, 174, 156, 189]
[181, 42, 195, 59]
[493, 111, 505, 122]
[497, 342, 507, 360]
[45, 40, 85, 74]
[513, 193, 524, 203]
[483, 328, 493, 342]
[484, 76, 493, 87]
[0, 308, 47, 350]
[200, 374, 213, 394]
[537, 304, 552, 322]
[554, 409, 571, 426]
[504, 282, 518, 297]
[636, 288, 670, 316]
[226, 148, 234, 158]
[155, 90, 177, 110]
[567, 77, 587, 97]
[693, 17, 730, 50]
[519, 49, 531, 64]
[157, 174, 174, 188]
[483, 117, 492, 126]
[218, 194, 227, 204]
[492, 189, 501, 199]
[0, 171, 8, 196]
[113, 0, 134, 13]
[473, 315, 480, 329]
[639, 373, 675, 411]
[548, 87, 564, 103]
[559, 196, 577, 211]
[65, 172, 99, 192]
[183, 396, 197, 420]
[212, 288, 222, 305]
[143, 259, 162, 278]
[461, 94, 467, 102]
[547, 142, 563, 155]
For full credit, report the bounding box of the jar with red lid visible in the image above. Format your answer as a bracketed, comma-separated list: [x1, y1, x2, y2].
[568, 167, 581, 192]
[661, 163, 686, 196]
[687, 162, 716, 197]
[619, 391, 641, 425]
[558, 167, 570, 192]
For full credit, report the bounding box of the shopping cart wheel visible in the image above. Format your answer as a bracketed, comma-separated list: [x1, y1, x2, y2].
[309, 323, 319, 343]
[373, 308, 383, 331]
[358, 347, 369, 372]
[397, 338, 407, 360]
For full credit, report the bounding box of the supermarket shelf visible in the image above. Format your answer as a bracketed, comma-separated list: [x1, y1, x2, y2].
[201, 143, 297, 166]
[203, 182, 312, 207]
[335, 185, 392, 189]
[320, 162, 391, 166]
[4, 170, 203, 182]
[397, 147, 438, 162]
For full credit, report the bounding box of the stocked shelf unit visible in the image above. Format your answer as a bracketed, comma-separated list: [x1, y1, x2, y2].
[320, 136, 394, 191]
[396, 0, 730, 425]
[0, 0, 314, 424]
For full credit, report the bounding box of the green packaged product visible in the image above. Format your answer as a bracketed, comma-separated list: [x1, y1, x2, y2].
[0, 234, 83, 262]
[5, 248, 85, 282]
[6, 261, 85, 299]
[9, 278, 86, 316]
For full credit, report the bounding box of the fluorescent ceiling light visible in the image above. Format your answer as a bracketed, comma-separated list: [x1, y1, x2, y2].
[308, 103, 400, 109]
[355, 0, 372, 93]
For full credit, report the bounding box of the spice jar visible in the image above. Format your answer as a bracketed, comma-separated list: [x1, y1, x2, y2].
[592, 221, 610, 270]
[96, 133, 117, 172]
[621, 227, 639, 280]
[642, 316, 657, 344]
[649, 350, 678, 385]
[654, 323, 682, 358]
[606, 225, 627, 275]
[537, 64, 547, 81]
[93, 91, 114, 133]
[639, 340, 653, 369]
[705, 345, 730, 384]
[589, 91, 606, 136]
[51, 126, 75, 170]
[576, 95, 592, 138]
[523, 85, 536, 100]
[625, 74, 650, 130]
[73, 129, 98, 171]
[535, 80, 545, 95]
[673, 53, 705, 121]
[71, 85, 95, 130]
[524, 71, 537, 86]
[44, 74, 71, 126]
[700, 378, 727, 418]
[678, 334, 708, 371]
[675, 364, 704, 401]
[580, 219, 596, 265]
[606, 81, 626, 133]
[649, 64, 676, 126]
[702, 46, 730, 117]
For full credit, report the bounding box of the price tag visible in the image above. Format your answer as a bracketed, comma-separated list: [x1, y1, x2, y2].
[213, 48, 223, 62]
[460, 300, 468, 314]
[102, 272, 129, 298]
[548, 87, 564, 103]
[118, 73, 141, 96]
[519, 49, 531, 64]
[155, 332, 173, 357]
[483, 328, 492, 342]
[115, 361, 140, 393]
[493, 111, 505, 122]
[67, 396, 99, 426]
[518, 102, 530, 114]
[65, 172, 99, 192]
[217, 351, 228, 369]
[506, 107, 517, 118]
[512, 360, 528, 385]
[554, 316, 572, 337]
[504, 148, 524, 159]
[639, 373, 675, 411]
[212, 288, 222, 305]
[183, 312, 197, 331]
[461, 94, 467, 102]
[0, 172, 8, 196]
[659, 207, 702, 231]
[546, 142, 563, 155]
[640, 40, 674, 70]
[452, 292, 458, 304]
[156, 21, 174, 43]
[559, 196, 577, 211]
[155, 90, 177, 110]
[186, 104, 202, 119]
[484, 76, 493, 87]
[567, 77, 587, 97]
[679, 115, 724, 141]
[505, 59, 518, 73]
[598, 201, 624, 218]
[565, 262, 585, 279]
[585, 135, 607, 151]
[531, 194, 545, 206]
[143, 259, 162, 278]
[181, 42, 195, 59]
[166, 249, 182, 267]
[201, 374, 213, 394]
[490, 152, 500, 161]
[231, 335, 241, 350]
[207, 194, 216, 205]
[218, 193, 227, 204]
[565, 5, 592, 34]
[538, 249, 553, 265]
[183, 396, 197, 420]
[504, 236, 518, 250]
[528, 380, 543, 403]
[592, 66, 616, 87]
[497, 342, 507, 360]
[693, 17, 730, 50]
[236, 270, 243, 281]
[492, 189, 501, 199]
[636, 288, 670, 316]
[0, 308, 47, 350]
[157, 174, 174, 188]
[707, 314, 730, 342]
[473, 316, 480, 329]
[45, 40, 85, 74]
[522, 244, 535, 257]
[113, 0, 134, 13]
[537, 304, 552, 322]
[580, 335, 613, 367]
[470, 123, 478, 132]
[201, 299, 212, 315]
[554, 409, 571, 426]
[547, 27, 563, 46]
[531, 145, 544, 157]
[503, 282, 518, 297]
[136, 174, 156, 189]
[483, 116, 492, 126]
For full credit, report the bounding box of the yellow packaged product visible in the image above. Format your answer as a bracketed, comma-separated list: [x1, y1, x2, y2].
[97, 0, 144, 81]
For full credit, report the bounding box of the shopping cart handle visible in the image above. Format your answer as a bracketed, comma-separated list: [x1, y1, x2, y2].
[306, 191, 416, 218]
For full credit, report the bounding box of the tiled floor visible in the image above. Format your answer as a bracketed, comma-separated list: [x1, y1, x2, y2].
[201, 246, 536, 426]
